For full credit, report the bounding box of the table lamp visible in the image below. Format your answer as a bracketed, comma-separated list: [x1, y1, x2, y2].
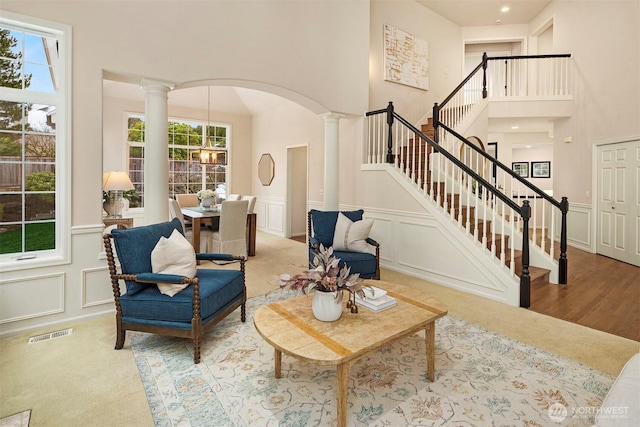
[103, 171, 134, 218]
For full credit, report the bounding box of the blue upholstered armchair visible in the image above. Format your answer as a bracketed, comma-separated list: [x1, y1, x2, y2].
[103, 218, 246, 364]
[308, 209, 380, 280]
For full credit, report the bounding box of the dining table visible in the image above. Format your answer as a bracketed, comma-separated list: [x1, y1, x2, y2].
[181, 206, 256, 257]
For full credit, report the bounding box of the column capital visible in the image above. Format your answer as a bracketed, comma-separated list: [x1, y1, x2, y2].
[139, 78, 175, 92]
[322, 112, 345, 123]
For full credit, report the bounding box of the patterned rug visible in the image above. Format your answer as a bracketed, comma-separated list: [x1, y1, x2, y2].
[131, 293, 614, 426]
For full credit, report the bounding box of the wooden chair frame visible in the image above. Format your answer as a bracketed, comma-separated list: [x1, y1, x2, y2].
[103, 233, 246, 363]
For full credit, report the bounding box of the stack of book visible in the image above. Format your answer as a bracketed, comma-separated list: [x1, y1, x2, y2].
[355, 287, 397, 312]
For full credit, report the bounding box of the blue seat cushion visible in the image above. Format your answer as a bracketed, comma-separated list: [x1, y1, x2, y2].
[119, 269, 244, 326]
[308, 249, 377, 279]
[309, 209, 363, 247]
[111, 218, 184, 295]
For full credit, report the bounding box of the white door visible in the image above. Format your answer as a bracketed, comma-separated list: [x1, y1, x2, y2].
[596, 140, 640, 267]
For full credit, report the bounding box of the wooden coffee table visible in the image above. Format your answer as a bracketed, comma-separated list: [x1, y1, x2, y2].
[253, 280, 448, 427]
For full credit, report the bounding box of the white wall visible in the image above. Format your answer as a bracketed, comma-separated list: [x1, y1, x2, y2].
[250, 96, 325, 235]
[530, 0, 640, 206]
[369, 0, 462, 123]
[511, 142, 554, 192]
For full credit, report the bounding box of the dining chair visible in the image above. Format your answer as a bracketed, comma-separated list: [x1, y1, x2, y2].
[169, 198, 186, 230]
[226, 194, 241, 201]
[175, 193, 199, 207]
[169, 198, 209, 252]
[209, 200, 249, 259]
[241, 195, 256, 214]
[174, 193, 200, 230]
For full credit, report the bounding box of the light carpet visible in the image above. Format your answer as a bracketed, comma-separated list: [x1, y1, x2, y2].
[131, 294, 614, 426]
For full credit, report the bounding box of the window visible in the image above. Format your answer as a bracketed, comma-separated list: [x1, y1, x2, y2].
[0, 13, 70, 266]
[126, 115, 228, 207]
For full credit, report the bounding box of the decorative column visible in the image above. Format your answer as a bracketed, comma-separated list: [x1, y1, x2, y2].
[140, 79, 174, 225]
[322, 113, 343, 210]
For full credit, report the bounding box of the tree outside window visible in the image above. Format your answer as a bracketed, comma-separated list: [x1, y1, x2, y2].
[125, 115, 228, 208]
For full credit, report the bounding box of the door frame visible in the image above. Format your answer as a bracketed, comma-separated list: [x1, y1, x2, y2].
[285, 144, 308, 239]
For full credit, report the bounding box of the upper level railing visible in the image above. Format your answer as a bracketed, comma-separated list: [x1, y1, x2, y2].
[433, 53, 572, 143]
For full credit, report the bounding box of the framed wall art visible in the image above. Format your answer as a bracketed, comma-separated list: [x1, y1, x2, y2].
[531, 161, 551, 178]
[512, 161, 529, 178]
[383, 24, 429, 90]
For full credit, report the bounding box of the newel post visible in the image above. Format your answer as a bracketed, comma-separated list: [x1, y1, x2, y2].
[520, 201, 531, 308]
[482, 52, 488, 99]
[559, 197, 569, 284]
[386, 101, 394, 163]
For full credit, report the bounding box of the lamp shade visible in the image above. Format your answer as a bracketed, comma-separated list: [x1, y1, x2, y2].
[103, 171, 134, 191]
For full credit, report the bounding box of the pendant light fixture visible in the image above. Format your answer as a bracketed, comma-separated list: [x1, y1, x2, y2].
[198, 86, 225, 165]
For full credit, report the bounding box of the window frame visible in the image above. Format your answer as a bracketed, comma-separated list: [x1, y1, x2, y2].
[0, 12, 72, 271]
[125, 113, 229, 209]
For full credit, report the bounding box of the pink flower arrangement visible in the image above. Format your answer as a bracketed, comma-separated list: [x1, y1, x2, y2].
[279, 245, 365, 299]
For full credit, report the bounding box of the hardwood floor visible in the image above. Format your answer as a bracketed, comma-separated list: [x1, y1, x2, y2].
[530, 246, 639, 342]
[293, 234, 638, 341]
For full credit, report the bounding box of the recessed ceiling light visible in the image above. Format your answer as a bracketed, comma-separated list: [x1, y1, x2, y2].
[495, 19, 502, 24]
[525, 145, 532, 148]
[511, 125, 520, 129]
[501, 6, 510, 13]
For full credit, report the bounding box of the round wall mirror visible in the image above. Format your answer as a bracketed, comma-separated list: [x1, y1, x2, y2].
[258, 153, 275, 186]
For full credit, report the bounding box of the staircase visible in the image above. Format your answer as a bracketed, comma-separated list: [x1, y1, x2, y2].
[407, 120, 551, 289]
[364, 54, 571, 307]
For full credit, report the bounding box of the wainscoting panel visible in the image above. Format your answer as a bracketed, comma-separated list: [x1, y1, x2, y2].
[268, 203, 284, 233]
[395, 219, 504, 291]
[567, 203, 591, 250]
[365, 214, 392, 262]
[255, 200, 267, 229]
[256, 197, 286, 236]
[397, 220, 443, 272]
[0, 273, 65, 324]
[553, 202, 592, 251]
[82, 267, 115, 308]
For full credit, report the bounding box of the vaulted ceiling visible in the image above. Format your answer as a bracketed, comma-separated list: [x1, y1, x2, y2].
[104, 0, 556, 147]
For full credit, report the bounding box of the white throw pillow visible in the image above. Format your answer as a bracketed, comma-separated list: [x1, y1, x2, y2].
[151, 229, 197, 296]
[332, 213, 374, 253]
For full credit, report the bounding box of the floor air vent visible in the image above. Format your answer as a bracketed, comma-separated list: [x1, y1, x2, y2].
[28, 328, 73, 344]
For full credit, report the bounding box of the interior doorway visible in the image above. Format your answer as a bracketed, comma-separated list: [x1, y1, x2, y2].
[285, 145, 308, 239]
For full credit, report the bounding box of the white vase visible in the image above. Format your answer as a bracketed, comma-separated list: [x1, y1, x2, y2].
[201, 197, 214, 208]
[311, 290, 344, 322]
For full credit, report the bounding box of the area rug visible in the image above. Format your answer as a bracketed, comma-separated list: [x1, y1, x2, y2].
[131, 294, 614, 426]
[0, 410, 30, 427]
